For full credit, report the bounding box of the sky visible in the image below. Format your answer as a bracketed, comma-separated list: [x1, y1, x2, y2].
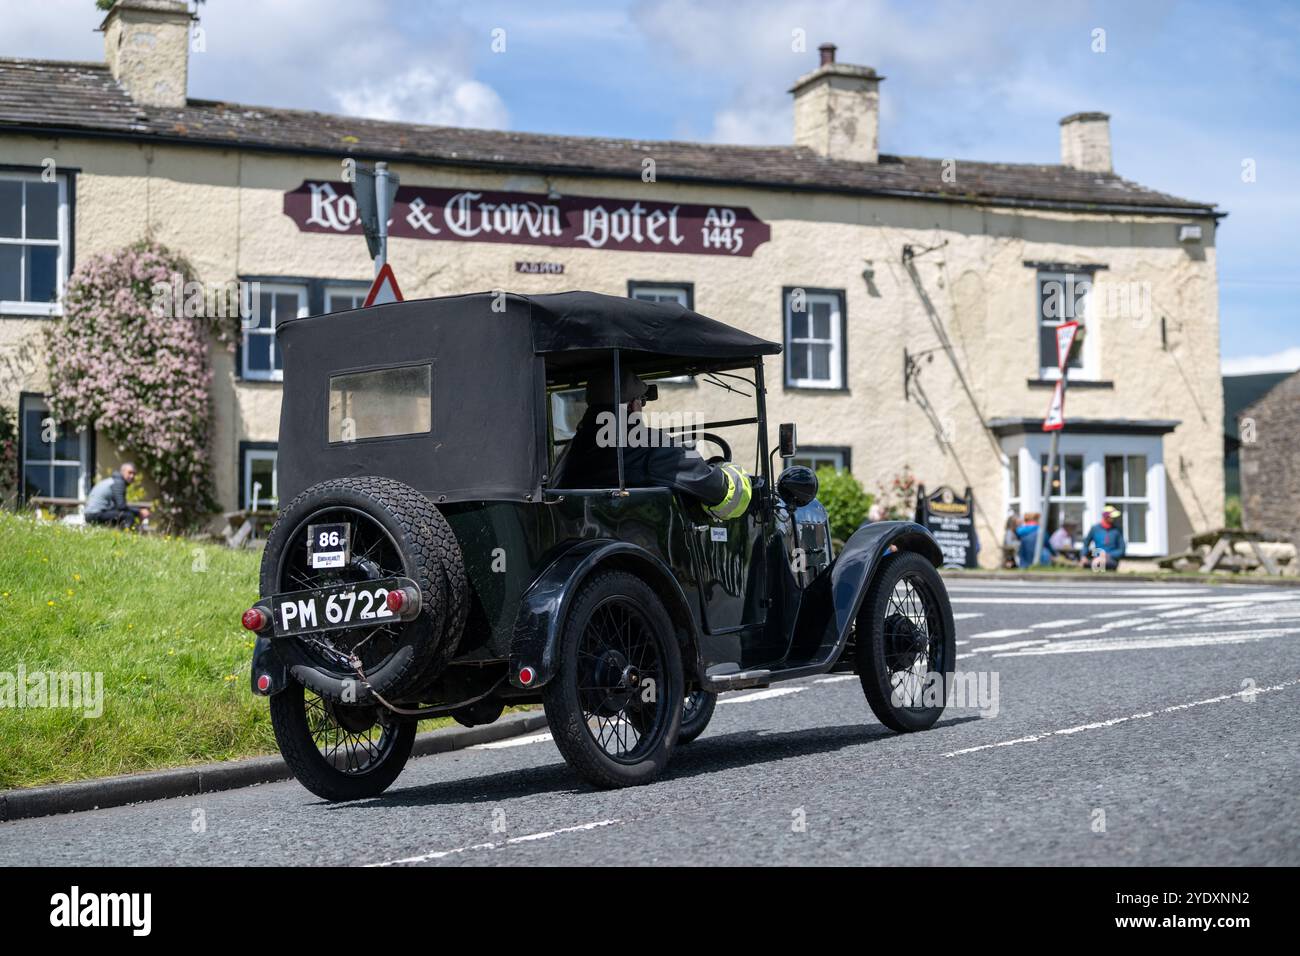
[4, 0, 1297, 373]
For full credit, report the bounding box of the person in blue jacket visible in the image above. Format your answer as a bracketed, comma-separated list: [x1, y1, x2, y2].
[1080, 505, 1126, 571]
[1015, 511, 1053, 567]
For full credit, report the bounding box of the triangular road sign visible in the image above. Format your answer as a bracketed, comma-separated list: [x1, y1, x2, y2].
[1055, 320, 1080, 372]
[1043, 378, 1066, 431]
[363, 262, 404, 308]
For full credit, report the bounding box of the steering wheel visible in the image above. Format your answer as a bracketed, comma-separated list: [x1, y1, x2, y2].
[698, 432, 731, 465]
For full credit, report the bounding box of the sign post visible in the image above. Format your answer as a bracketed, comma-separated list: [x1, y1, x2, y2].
[352, 162, 400, 277]
[1033, 321, 1080, 565]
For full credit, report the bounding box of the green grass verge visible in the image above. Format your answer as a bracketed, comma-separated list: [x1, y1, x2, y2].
[0, 512, 460, 790]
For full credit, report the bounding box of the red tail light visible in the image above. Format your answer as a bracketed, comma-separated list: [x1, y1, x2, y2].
[242, 607, 269, 632]
[386, 589, 406, 613]
[518, 666, 536, 686]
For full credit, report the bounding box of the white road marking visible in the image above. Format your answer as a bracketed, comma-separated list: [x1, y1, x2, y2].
[813, 675, 856, 684]
[967, 628, 1031, 639]
[953, 612, 985, 620]
[952, 594, 1293, 606]
[469, 731, 553, 750]
[964, 639, 1051, 654]
[367, 819, 623, 866]
[943, 679, 1300, 757]
[993, 627, 1300, 657]
[1158, 607, 1213, 619]
[1031, 619, 1086, 628]
[955, 640, 970, 647]
[718, 687, 806, 704]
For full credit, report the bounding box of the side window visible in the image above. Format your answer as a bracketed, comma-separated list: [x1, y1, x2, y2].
[242, 284, 306, 381]
[20, 394, 91, 502]
[784, 288, 845, 389]
[0, 171, 70, 314]
[1037, 271, 1093, 379]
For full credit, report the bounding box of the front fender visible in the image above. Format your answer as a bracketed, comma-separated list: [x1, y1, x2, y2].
[509, 539, 699, 689]
[830, 521, 943, 642]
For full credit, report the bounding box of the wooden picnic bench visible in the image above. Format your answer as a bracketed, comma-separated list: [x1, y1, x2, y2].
[1167, 528, 1285, 576]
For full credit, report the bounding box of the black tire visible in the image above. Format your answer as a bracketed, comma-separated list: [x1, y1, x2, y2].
[260, 476, 467, 703]
[543, 570, 683, 788]
[856, 551, 956, 733]
[677, 690, 717, 744]
[269, 679, 415, 801]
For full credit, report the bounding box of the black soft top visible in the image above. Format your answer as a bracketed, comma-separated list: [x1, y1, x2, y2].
[274, 291, 778, 504]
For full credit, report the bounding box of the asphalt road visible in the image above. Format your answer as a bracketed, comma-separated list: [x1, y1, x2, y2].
[3, 577, 1298, 866]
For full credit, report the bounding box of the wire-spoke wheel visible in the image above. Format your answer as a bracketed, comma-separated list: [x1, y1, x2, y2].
[677, 690, 718, 744]
[544, 571, 683, 788]
[259, 476, 467, 703]
[270, 678, 415, 801]
[856, 551, 956, 733]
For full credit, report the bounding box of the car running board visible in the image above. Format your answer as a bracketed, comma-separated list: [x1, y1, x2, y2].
[703, 667, 772, 691]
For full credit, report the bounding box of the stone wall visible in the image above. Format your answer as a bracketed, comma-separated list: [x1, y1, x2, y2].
[1239, 371, 1300, 545]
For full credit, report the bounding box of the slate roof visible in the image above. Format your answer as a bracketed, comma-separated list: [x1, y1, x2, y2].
[0, 58, 1218, 215]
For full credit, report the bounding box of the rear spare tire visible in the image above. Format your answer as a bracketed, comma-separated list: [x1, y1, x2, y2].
[260, 476, 468, 703]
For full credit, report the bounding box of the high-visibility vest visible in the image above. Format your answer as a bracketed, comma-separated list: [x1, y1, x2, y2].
[706, 463, 753, 521]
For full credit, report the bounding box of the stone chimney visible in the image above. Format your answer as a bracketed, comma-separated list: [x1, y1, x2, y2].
[1059, 112, 1112, 173]
[101, 0, 193, 109]
[791, 43, 883, 163]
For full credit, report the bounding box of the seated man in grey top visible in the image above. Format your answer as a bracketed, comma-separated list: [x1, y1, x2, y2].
[84, 462, 151, 528]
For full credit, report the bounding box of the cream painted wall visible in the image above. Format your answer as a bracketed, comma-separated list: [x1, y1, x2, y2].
[0, 133, 1223, 560]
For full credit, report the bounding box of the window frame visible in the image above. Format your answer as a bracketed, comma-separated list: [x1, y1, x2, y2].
[782, 286, 847, 391]
[1034, 269, 1099, 381]
[628, 282, 696, 385]
[790, 445, 852, 473]
[1103, 453, 1151, 546]
[17, 392, 93, 503]
[323, 281, 371, 314]
[238, 441, 279, 511]
[1002, 433, 1167, 557]
[240, 281, 308, 382]
[0, 169, 72, 316]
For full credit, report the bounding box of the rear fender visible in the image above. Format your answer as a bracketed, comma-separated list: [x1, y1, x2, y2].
[249, 635, 289, 697]
[509, 539, 701, 689]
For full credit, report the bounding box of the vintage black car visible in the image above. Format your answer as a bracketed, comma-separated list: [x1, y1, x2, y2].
[241, 291, 955, 799]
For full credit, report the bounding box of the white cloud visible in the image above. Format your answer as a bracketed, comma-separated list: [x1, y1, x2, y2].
[1222, 348, 1300, 375]
[333, 66, 508, 129]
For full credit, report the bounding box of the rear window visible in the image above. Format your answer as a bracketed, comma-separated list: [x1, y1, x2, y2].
[329, 364, 432, 442]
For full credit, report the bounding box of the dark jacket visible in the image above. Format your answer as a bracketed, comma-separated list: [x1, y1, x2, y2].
[558, 406, 727, 504]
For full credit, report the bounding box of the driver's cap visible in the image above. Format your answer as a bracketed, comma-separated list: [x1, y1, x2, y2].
[586, 368, 648, 405]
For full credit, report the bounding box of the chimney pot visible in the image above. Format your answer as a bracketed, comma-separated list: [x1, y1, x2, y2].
[790, 47, 883, 163]
[100, 0, 193, 110]
[1059, 111, 1113, 173]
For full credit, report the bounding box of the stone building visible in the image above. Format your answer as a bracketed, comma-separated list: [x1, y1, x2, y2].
[0, 0, 1226, 564]
[1239, 370, 1300, 546]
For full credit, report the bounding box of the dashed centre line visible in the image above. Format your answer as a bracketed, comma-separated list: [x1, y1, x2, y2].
[367, 819, 623, 866]
[943, 678, 1300, 757]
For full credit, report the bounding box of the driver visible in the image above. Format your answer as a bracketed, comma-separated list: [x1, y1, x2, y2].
[561, 368, 752, 520]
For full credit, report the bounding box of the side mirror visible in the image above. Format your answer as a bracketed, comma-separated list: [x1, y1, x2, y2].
[776, 465, 818, 508]
[778, 422, 797, 459]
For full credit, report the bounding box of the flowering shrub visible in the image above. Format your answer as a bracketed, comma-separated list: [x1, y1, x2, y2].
[0, 405, 17, 506]
[45, 241, 238, 530]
